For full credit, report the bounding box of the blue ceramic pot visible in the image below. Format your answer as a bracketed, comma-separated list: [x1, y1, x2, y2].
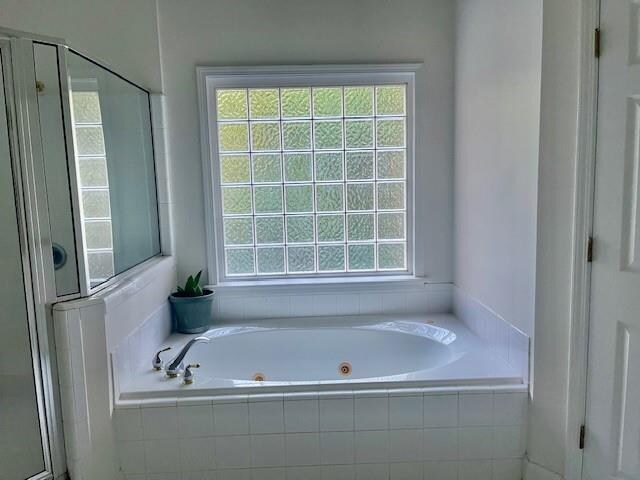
[169, 289, 215, 333]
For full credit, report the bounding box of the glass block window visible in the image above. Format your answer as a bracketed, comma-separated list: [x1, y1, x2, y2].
[208, 77, 411, 279]
[71, 87, 115, 286]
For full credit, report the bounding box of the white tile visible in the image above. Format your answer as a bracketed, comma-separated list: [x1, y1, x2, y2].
[381, 293, 406, 314]
[115, 408, 143, 441]
[424, 394, 458, 428]
[390, 462, 423, 480]
[357, 389, 389, 398]
[355, 396, 388, 430]
[118, 440, 146, 474]
[335, 294, 360, 315]
[320, 398, 354, 432]
[142, 406, 178, 439]
[321, 464, 354, 480]
[215, 403, 249, 435]
[459, 460, 492, 480]
[285, 433, 320, 466]
[427, 290, 453, 314]
[286, 466, 321, 480]
[313, 294, 337, 316]
[390, 396, 423, 429]
[57, 348, 73, 388]
[389, 429, 423, 462]
[218, 469, 251, 480]
[405, 292, 429, 314]
[492, 393, 527, 426]
[252, 467, 286, 480]
[289, 295, 315, 317]
[508, 331, 529, 383]
[250, 401, 285, 434]
[355, 430, 388, 463]
[181, 472, 216, 480]
[59, 385, 75, 427]
[458, 427, 493, 460]
[493, 320, 511, 363]
[492, 459, 523, 480]
[492, 426, 526, 459]
[179, 404, 214, 437]
[251, 434, 286, 467]
[179, 437, 215, 471]
[244, 297, 268, 320]
[144, 439, 180, 473]
[320, 431, 354, 465]
[423, 461, 459, 480]
[150, 94, 165, 127]
[355, 463, 389, 480]
[124, 475, 147, 480]
[158, 202, 174, 255]
[213, 395, 249, 404]
[285, 400, 319, 433]
[358, 293, 382, 314]
[215, 436, 251, 468]
[147, 474, 178, 480]
[423, 428, 458, 461]
[266, 296, 290, 318]
[458, 394, 493, 426]
[218, 297, 246, 321]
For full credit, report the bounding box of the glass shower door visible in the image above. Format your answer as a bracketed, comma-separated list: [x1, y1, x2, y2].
[0, 42, 47, 480]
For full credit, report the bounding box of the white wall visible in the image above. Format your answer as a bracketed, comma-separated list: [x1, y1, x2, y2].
[0, 0, 162, 91]
[528, 0, 582, 478]
[454, 0, 542, 337]
[156, 0, 455, 284]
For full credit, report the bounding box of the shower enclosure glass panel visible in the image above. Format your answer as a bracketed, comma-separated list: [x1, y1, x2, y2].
[0, 43, 46, 480]
[34, 43, 80, 296]
[66, 51, 160, 288]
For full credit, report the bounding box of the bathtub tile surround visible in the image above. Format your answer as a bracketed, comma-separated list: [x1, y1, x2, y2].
[453, 287, 530, 384]
[115, 388, 527, 479]
[150, 94, 175, 257]
[214, 282, 452, 322]
[53, 255, 529, 480]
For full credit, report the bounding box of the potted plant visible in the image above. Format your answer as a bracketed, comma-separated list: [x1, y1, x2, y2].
[169, 271, 215, 333]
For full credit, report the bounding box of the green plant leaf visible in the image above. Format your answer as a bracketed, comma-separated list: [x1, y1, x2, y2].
[193, 270, 202, 287]
[185, 275, 195, 293]
[177, 270, 206, 297]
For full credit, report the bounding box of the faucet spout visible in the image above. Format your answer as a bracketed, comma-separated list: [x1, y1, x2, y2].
[166, 336, 209, 377]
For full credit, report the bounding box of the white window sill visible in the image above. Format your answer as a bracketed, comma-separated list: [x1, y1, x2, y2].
[208, 275, 429, 296]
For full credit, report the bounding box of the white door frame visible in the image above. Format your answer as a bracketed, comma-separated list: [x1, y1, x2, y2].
[565, 1, 600, 480]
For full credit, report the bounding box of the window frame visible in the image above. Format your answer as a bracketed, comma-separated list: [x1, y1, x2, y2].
[197, 64, 419, 284]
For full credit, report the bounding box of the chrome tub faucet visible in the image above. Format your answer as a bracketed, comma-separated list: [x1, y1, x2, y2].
[165, 336, 209, 377]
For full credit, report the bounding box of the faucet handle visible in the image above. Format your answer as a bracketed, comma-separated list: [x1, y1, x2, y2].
[152, 347, 171, 370]
[184, 363, 200, 385]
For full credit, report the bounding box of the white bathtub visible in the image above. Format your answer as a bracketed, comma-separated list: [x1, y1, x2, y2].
[118, 314, 524, 401]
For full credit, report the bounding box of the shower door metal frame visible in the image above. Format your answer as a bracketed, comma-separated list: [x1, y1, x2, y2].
[0, 35, 66, 480]
[1, 25, 163, 304]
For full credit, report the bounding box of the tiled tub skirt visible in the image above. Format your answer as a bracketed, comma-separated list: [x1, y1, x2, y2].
[115, 386, 527, 480]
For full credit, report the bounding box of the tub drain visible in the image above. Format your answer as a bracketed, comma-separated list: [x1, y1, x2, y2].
[253, 373, 266, 382]
[338, 362, 352, 376]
